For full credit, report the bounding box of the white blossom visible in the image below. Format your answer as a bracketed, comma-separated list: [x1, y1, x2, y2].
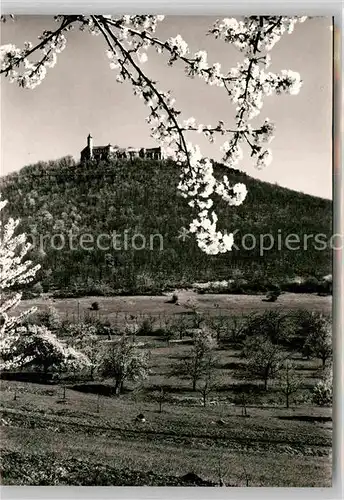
[0, 198, 41, 361]
[137, 51, 148, 64]
[167, 34, 189, 58]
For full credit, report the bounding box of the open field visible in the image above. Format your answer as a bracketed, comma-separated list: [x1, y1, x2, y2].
[14, 291, 332, 326]
[0, 378, 332, 487]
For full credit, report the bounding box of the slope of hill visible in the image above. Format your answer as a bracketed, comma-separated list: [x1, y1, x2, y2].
[0, 156, 332, 296]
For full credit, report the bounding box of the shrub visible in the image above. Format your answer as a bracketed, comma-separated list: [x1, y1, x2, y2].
[312, 366, 332, 406]
[137, 316, 155, 336]
[32, 282, 44, 296]
[264, 286, 281, 302]
[82, 317, 116, 337]
[26, 306, 62, 332]
[281, 276, 321, 294]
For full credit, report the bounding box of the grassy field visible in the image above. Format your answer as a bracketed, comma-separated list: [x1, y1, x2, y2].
[0, 379, 332, 487]
[1, 292, 332, 487]
[13, 291, 332, 325]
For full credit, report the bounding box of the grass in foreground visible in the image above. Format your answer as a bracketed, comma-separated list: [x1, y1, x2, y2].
[0, 378, 332, 487]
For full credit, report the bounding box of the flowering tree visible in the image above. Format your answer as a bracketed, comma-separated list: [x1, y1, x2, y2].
[68, 323, 100, 379]
[0, 15, 306, 254]
[1, 324, 90, 376]
[99, 335, 149, 394]
[27, 305, 62, 331]
[0, 198, 41, 356]
[312, 363, 332, 406]
[176, 327, 217, 391]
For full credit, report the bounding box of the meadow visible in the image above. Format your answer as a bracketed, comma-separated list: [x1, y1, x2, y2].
[0, 292, 332, 487]
[13, 290, 332, 326]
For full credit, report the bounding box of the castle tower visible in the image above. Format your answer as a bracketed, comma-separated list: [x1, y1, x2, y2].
[87, 133, 93, 159]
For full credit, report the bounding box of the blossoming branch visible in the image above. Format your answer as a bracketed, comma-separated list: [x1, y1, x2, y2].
[0, 15, 307, 255]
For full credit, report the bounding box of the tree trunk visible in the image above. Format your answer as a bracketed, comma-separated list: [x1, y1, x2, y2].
[192, 379, 197, 391]
[43, 364, 49, 381]
[114, 379, 121, 395]
[286, 392, 289, 409]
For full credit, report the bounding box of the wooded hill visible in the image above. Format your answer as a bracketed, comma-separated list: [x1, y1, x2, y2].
[0, 156, 332, 296]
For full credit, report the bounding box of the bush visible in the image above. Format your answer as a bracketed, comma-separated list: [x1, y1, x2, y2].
[281, 276, 321, 294]
[137, 316, 155, 336]
[311, 362, 332, 406]
[264, 288, 281, 302]
[25, 306, 62, 332]
[83, 316, 116, 337]
[21, 289, 40, 300]
[63, 322, 97, 337]
[317, 276, 332, 296]
[32, 282, 44, 297]
[312, 380, 332, 406]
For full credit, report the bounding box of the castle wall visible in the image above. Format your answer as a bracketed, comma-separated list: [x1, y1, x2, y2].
[80, 137, 163, 163]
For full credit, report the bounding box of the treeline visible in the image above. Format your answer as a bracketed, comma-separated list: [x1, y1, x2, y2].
[0, 155, 332, 296]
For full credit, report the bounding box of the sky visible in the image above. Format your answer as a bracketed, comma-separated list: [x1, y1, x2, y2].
[0, 16, 333, 199]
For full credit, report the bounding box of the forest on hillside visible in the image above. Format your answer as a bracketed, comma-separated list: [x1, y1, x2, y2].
[0, 156, 332, 297]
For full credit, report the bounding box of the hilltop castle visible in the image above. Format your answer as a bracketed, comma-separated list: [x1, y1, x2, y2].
[80, 134, 163, 163]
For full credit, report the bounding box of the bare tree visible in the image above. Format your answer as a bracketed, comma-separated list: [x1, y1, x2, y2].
[198, 355, 218, 407]
[242, 310, 292, 345]
[235, 391, 249, 416]
[207, 315, 229, 342]
[228, 315, 247, 342]
[278, 360, 301, 408]
[242, 335, 287, 390]
[175, 328, 217, 391]
[167, 315, 189, 340]
[303, 316, 332, 368]
[154, 386, 169, 413]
